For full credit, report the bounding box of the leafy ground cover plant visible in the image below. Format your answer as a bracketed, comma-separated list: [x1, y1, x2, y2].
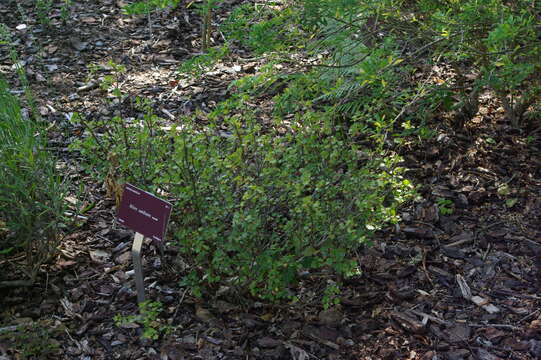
[60, 0, 72, 25]
[177, 44, 230, 78]
[35, 0, 53, 28]
[114, 301, 169, 340]
[0, 321, 62, 359]
[68, 0, 540, 305]
[404, 0, 541, 127]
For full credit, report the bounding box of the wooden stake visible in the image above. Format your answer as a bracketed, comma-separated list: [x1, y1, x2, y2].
[132, 232, 145, 304]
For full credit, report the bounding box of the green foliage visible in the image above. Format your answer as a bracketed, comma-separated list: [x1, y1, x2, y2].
[296, 0, 541, 128]
[298, 0, 363, 28]
[436, 197, 454, 215]
[73, 1, 416, 303]
[0, 26, 39, 121]
[322, 281, 341, 310]
[69, 0, 420, 304]
[272, 72, 324, 116]
[221, 4, 303, 54]
[166, 102, 411, 300]
[114, 301, 168, 340]
[87, 60, 127, 99]
[123, 0, 180, 15]
[0, 322, 61, 359]
[229, 62, 283, 95]
[73, 91, 413, 301]
[69, 98, 165, 188]
[35, 0, 53, 28]
[223, 3, 431, 145]
[220, 3, 253, 40]
[60, 0, 72, 24]
[420, 0, 541, 126]
[178, 45, 230, 78]
[0, 77, 67, 283]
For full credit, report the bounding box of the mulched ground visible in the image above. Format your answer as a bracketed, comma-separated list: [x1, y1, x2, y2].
[1, 0, 541, 359]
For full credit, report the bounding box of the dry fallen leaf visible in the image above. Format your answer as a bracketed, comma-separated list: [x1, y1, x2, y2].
[195, 305, 215, 323]
[285, 343, 309, 360]
[318, 307, 343, 327]
[89, 249, 111, 263]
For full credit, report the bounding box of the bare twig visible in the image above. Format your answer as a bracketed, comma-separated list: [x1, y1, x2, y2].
[447, 237, 474, 247]
[468, 323, 520, 330]
[307, 51, 373, 69]
[0, 323, 31, 334]
[421, 248, 434, 287]
[408, 37, 447, 58]
[410, 310, 448, 325]
[518, 309, 541, 324]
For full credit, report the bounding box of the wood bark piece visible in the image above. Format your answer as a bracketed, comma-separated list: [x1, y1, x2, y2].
[76, 81, 98, 92]
[391, 311, 426, 334]
[471, 295, 500, 314]
[410, 310, 448, 325]
[445, 322, 471, 343]
[456, 274, 472, 300]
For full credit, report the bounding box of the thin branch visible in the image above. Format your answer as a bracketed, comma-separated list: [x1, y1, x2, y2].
[408, 37, 447, 58]
[0, 279, 34, 288]
[306, 50, 372, 69]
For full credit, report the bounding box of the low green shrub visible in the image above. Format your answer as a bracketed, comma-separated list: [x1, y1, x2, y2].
[69, 98, 166, 189]
[178, 45, 230, 78]
[221, 4, 303, 54]
[0, 321, 62, 359]
[35, 0, 53, 28]
[0, 77, 67, 285]
[60, 0, 72, 25]
[170, 104, 412, 300]
[73, 92, 413, 301]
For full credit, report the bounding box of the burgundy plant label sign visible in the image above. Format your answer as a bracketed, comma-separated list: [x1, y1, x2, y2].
[117, 183, 172, 242]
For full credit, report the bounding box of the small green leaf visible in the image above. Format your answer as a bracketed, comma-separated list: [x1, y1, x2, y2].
[505, 198, 518, 208]
[497, 184, 511, 196]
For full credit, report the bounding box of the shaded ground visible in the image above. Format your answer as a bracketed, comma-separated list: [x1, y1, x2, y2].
[1, 0, 541, 359]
